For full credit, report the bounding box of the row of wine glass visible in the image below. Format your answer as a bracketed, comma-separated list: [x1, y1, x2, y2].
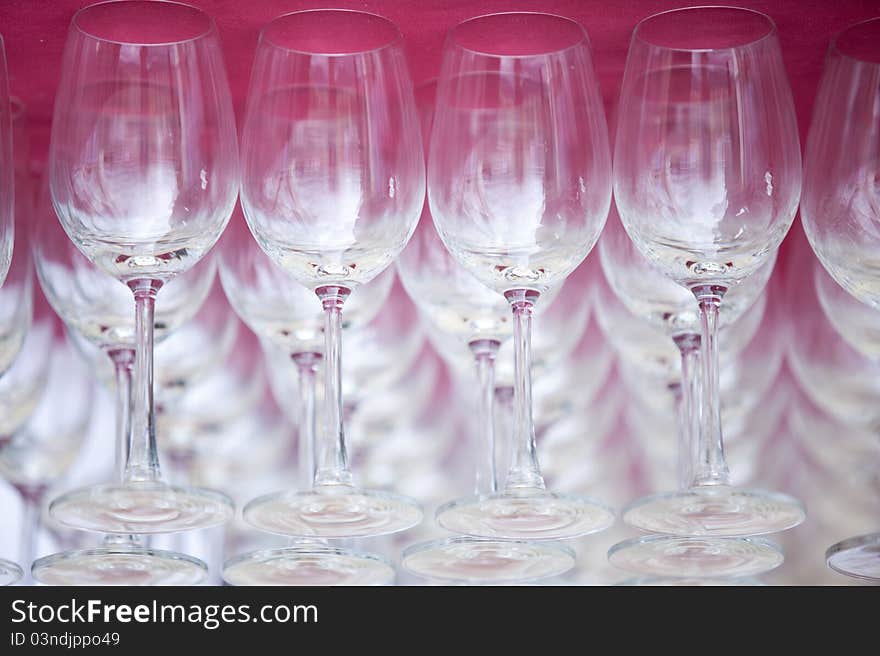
[0, 2, 877, 584]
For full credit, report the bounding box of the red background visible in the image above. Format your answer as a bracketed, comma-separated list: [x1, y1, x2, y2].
[1, 0, 878, 273]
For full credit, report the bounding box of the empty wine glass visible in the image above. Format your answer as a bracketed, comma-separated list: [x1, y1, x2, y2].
[599, 206, 783, 577]
[239, 9, 424, 538]
[398, 186, 575, 583]
[0, 100, 34, 377]
[32, 185, 213, 585]
[802, 11, 880, 575]
[0, 306, 52, 584]
[46, 0, 238, 536]
[613, 6, 804, 537]
[815, 262, 880, 361]
[801, 17, 880, 310]
[1, 325, 94, 584]
[0, 32, 14, 289]
[219, 213, 398, 585]
[788, 258, 880, 431]
[428, 12, 614, 540]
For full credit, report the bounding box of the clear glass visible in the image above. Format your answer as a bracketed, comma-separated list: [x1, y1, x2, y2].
[0, 310, 57, 582]
[608, 535, 784, 579]
[32, 340, 209, 585]
[219, 205, 395, 358]
[801, 18, 880, 309]
[0, 329, 94, 584]
[0, 314, 52, 442]
[429, 12, 614, 540]
[398, 94, 578, 577]
[223, 546, 395, 586]
[239, 9, 424, 538]
[598, 203, 791, 555]
[0, 99, 33, 377]
[787, 254, 880, 430]
[0, 558, 22, 586]
[0, 34, 14, 288]
[34, 176, 217, 354]
[613, 6, 804, 537]
[401, 537, 575, 584]
[825, 533, 880, 581]
[46, 0, 238, 535]
[219, 206, 399, 583]
[814, 261, 880, 360]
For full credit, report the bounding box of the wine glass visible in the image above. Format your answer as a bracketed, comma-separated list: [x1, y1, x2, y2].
[219, 212, 398, 585]
[397, 187, 575, 583]
[239, 9, 424, 538]
[613, 6, 805, 537]
[0, 325, 94, 584]
[788, 259, 880, 431]
[46, 0, 238, 537]
[801, 18, 880, 310]
[5, 105, 42, 390]
[0, 307, 52, 585]
[428, 12, 614, 540]
[33, 189, 216, 586]
[0, 32, 14, 289]
[802, 8, 880, 573]
[0, 99, 34, 377]
[815, 262, 880, 361]
[598, 204, 784, 577]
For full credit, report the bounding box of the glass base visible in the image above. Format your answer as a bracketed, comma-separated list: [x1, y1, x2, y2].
[223, 546, 395, 586]
[622, 486, 805, 537]
[618, 576, 764, 586]
[0, 558, 22, 586]
[435, 490, 615, 540]
[826, 533, 880, 581]
[49, 482, 234, 534]
[243, 487, 423, 538]
[608, 535, 783, 579]
[31, 547, 208, 586]
[401, 536, 576, 584]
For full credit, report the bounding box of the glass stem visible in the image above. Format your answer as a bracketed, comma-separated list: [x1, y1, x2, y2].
[313, 285, 352, 488]
[494, 386, 514, 480]
[124, 279, 164, 484]
[469, 339, 500, 496]
[108, 349, 135, 484]
[292, 352, 321, 489]
[17, 489, 42, 583]
[503, 289, 544, 491]
[690, 285, 730, 487]
[672, 332, 701, 491]
[106, 348, 141, 548]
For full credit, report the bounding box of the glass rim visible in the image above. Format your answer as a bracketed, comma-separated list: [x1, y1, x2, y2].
[829, 16, 880, 66]
[447, 11, 590, 59]
[632, 5, 778, 53]
[70, 0, 217, 48]
[260, 8, 403, 57]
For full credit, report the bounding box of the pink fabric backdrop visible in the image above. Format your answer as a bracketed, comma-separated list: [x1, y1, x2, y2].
[1, 0, 877, 273]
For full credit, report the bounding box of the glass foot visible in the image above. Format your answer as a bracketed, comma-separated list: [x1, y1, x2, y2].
[49, 482, 234, 534]
[622, 486, 805, 537]
[31, 547, 208, 585]
[608, 535, 783, 578]
[243, 487, 423, 538]
[826, 533, 880, 581]
[0, 558, 22, 586]
[618, 576, 764, 586]
[223, 546, 395, 586]
[401, 536, 575, 583]
[435, 490, 615, 540]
